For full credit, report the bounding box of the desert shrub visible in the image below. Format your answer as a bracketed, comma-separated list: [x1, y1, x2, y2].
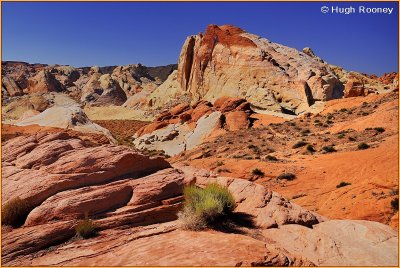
[252, 168, 265, 176]
[340, 108, 348, 112]
[2, 197, 31, 227]
[215, 161, 224, 167]
[365, 127, 372, 130]
[179, 184, 236, 230]
[265, 155, 278, 161]
[391, 198, 399, 211]
[361, 112, 369, 116]
[322, 146, 336, 153]
[248, 144, 261, 154]
[277, 173, 296, 181]
[292, 193, 307, 199]
[288, 122, 296, 126]
[75, 215, 97, 239]
[358, 143, 370, 150]
[336, 181, 351, 188]
[306, 144, 315, 153]
[300, 129, 311, 136]
[217, 168, 231, 173]
[292, 141, 308, 149]
[348, 136, 357, 141]
[327, 114, 334, 120]
[338, 134, 345, 139]
[374, 127, 385, 133]
[326, 120, 333, 124]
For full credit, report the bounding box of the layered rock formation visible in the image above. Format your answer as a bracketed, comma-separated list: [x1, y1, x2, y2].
[133, 97, 255, 155]
[1, 135, 398, 266]
[149, 24, 345, 115]
[2, 61, 177, 107]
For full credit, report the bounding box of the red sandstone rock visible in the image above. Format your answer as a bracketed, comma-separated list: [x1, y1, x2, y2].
[225, 110, 250, 131]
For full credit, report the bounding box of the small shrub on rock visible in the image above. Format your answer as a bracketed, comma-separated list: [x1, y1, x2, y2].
[374, 127, 385, 133]
[265, 155, 278, 161]
[358, 143, 370, 150]
[322, 146, 336, 153]
[178, 184, 236, 230]
[2, 197, 31, 227]
[292, 141, 308, 149]
[76, 215, 97, 239]
[306, 144, 315, 153]
[336, 181, 351, 188]
[391, 198, 399, 211]
[277, 173, 296, 181]
[252, 168, 265, 176]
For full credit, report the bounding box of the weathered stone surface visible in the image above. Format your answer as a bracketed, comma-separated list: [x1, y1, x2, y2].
[15, 103, 115, 142]
[2, 76, 22, 96]
[225, 110, 250, 131]
[153, 24, 344, 114]
[26, 70, 65, 94]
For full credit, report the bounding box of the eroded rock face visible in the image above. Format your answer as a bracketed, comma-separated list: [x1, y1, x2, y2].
[153, 24, 344, 114]
[133, 97, 254, 156]
[26, 70, 65, 94]
[1, 133, 398, 266]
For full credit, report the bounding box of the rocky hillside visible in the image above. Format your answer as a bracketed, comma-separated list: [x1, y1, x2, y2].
[1, 130, 398, 266]
[148, 25, 396, 115]
[1, 61, 177, 107]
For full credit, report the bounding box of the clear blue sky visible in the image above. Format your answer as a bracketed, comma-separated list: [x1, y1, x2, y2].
[2, 2, 398, 75]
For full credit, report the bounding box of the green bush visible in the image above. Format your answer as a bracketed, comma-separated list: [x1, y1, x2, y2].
[2, 197, 31, 227]
[252, 168, 265, 176]
[336, 181, 351, 188]
[337, 133, 345, 139]
[75, 216, 97, 239]
[215, 161, 224, 167]
[277, 173, 296, 181]
[358, 143, 370, 150]
[292, 141, 308, 149]
[322, 146, 336, 153]
[179, 184, 236, 230]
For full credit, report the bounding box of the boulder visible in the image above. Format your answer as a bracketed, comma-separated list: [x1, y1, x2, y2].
[26, 70, 64, 94]
[225, 110, 250, 131]
[81, 74, 127, 106]
[2, 76, 22, 96]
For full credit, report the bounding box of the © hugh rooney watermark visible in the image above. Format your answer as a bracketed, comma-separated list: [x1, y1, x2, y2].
[321, 5, 394, 15]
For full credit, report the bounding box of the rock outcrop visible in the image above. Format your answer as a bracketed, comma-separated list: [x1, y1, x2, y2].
[26, 70, 65, 94]
[81, 73, 127, 106]
[2, 132, 397, 266]
[150, 24, 344, 115]
[133, 96, 254, 155]
[16, 104, 116, 142]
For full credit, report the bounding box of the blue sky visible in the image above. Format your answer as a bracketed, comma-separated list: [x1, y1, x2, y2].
[2, 2, 398, 75]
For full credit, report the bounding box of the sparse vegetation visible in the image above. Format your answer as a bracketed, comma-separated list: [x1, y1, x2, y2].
[391, 198, 399, 211]
[292, 140, 308, 149]
[178, 184, 236, 230]
[277, 173, 296, 181]
[252, 168, 265, 177]
[348, 136, 357, 141]
[306, 144, 315, 153]
[340, 108, 348, 112]
[336, 181, 351, 188]
[75, 214, 97, 239]
[1, 197, 31, 227]
[248, 144, 261, 154]
[358, 143, 370, 150]
[217, 168, 231, 173]
[215, 161, 224, 167]
[265, 155, 278, 162]
[327, 114, 334, 120]
[337, 133, 345, 139]
[374, 127, 385, 133]
[300, 129, 311, 136]
[322, 146, 336, 153]
[292, 193, 307, 199]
